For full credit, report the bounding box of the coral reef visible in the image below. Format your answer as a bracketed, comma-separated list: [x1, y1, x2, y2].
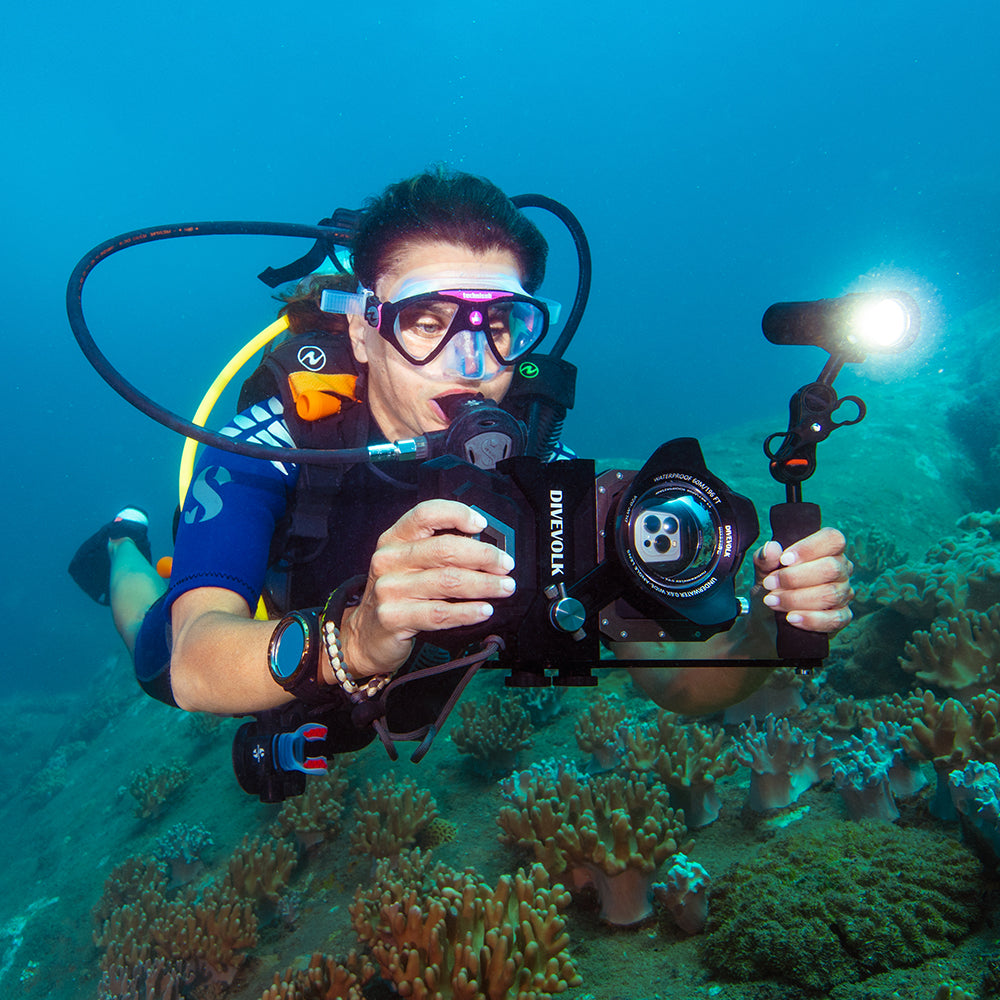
[350, 850, 582, 999]
[263, 952, 363, 1000]
[127, 760, 192, 820]
[497, 764, 689, 925]
[616, 709, 738, 826]
[652, 853, 710, 934]
[900, 691, 974, 818]
[701, 821, 984, 993]
[223, 835, 298, 907]
[154, 822, 214, 887]
[869, 526, 1000, 622]
[900, 604, 1000, 698]
[573, 693, 629, 770]
[94, 858, 258, 990]
[732, 715, 837, 811]
[450, 691, 534, 774]
[348, 774, 439, 857]
[832, 724, 927, 821]
[949, 759, 1000, 866]
[271, 762, 352, 850]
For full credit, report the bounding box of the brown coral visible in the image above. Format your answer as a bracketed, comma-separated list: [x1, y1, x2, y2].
[573, 693, 629, 769]
[350, 850, 582, 1000]
[497, 767, 689, 925]
[263, 952, 364, 1000]
[127, 760, 191, 820]
[271, 761, 352, 849]
[348, 773, 439, 857]
[450, 691, 533, 773]
[617, 710, 738, 826]
[223, 835, 298, 906]
[900, 604, 1000, 699]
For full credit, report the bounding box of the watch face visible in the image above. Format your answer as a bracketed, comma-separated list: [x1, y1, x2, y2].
[270, 615, 307, 681]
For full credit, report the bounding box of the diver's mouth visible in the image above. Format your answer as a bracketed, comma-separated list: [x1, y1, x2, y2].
[433, 391, 484, 424]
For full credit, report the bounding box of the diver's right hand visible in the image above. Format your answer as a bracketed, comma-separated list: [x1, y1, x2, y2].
[331, 499, 515, 681]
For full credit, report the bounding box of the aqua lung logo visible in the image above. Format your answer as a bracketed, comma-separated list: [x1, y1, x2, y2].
[549, 489, 565, 577]
[296, 345, 326, 371]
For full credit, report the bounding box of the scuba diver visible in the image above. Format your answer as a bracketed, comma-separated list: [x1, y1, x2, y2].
[68, 167, 854, 772]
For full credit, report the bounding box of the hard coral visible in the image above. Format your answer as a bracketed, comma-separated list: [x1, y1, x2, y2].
[350, 850, 582, 1000]
[497, 766, 689, 925]
[450, 691, 533, 775]
[617, 709, 738, 826]
[349, 773, 439, 858]
[701, 821, 984, 993]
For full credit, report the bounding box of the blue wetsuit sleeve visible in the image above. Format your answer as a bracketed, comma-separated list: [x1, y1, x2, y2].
[166, 397, 300, 611]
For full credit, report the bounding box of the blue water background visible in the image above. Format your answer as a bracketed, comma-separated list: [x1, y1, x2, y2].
[2, 0, 997, 695]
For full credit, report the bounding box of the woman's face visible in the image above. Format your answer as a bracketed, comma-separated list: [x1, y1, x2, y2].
[348, 241, 522, 442]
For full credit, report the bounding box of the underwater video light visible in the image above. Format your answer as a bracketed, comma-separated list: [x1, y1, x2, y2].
[762, 291, 919, 363]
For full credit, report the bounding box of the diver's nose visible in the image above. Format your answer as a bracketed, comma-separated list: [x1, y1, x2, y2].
[451, 329, 498, 380]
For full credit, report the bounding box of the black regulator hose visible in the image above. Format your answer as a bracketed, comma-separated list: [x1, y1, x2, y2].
[511, 194, 591, 359]
[65, 221, 372, 467]
[66, 199, 590, 467]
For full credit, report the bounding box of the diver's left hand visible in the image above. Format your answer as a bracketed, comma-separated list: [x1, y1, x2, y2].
[753, 528, 854, 635]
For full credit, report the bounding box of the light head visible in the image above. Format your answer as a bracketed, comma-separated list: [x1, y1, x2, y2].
[762, 291, 920, 365]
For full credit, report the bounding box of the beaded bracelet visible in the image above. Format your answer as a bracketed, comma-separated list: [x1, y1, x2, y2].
[321, 576, 391, 704]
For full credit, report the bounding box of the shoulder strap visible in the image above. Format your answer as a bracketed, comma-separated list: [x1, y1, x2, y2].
[239, 331, 370, 610]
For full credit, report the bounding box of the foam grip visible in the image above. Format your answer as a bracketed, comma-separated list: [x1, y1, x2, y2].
[768, 502, 829, 661]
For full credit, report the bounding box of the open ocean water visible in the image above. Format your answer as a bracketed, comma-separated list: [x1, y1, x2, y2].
[2, 2, 999, 998]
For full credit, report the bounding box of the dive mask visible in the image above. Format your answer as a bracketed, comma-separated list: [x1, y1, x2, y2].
[320, 284, 561, 382]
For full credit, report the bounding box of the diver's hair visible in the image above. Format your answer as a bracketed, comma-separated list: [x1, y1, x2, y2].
[277, 272, 355, 336]
[351, 166, 548, 294]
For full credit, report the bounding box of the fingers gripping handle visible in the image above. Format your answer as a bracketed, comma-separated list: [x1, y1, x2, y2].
[769, 502, 829, 661]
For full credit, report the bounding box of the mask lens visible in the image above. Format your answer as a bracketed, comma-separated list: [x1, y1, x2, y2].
[494, 300, 545, 361]
[393, 300, 459, 361]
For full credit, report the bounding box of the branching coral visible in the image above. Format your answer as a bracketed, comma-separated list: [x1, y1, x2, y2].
[263, 951, 364, 1000]
[616, 710, 738, 826]
[348, 774, 439, 858]
[573, 693, 629, 770]
[732, 716, 837, 811]
[900, 604, 1000, 698]
[350, 850, 582, 999]
[869, 527, 1000, 622]
[497, 766, 689, 925]
[127, 760, 191, 820]
[450, 691, 533, 774]
[900, 691, 974, 818]
[701, 821, 984, 993]
[223, 835, 298, 907]
[271, 761, 352, 849]
[94, 863, 258, 988]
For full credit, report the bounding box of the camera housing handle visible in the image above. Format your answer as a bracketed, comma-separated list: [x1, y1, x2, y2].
[768, 501, 828, 665]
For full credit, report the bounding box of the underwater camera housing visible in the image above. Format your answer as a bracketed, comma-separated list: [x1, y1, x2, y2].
[417, 427, 760, 687]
